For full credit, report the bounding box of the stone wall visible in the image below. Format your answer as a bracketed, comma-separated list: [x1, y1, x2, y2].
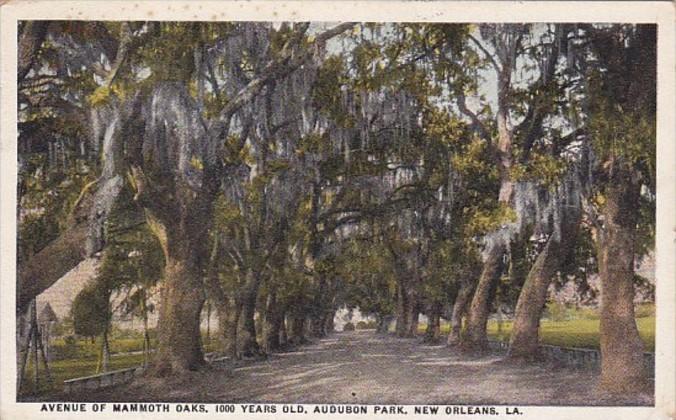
[488, 340, 655, 376]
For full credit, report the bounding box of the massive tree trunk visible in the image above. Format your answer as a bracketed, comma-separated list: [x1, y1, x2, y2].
[134, 169, 218, 374]
[236, 270, 263, 358]
[263, 292, 284, 353]
[395, 284, 413, 337]
[458, 27, 520, 354]
[226, 302, 241, 359]
[597, 167, 647, 393]
[138, 188, 215, 374]
[18, 219, 90, 313]
[448, 280, 474, 346]
[153, 254, 206, 375]
[460, 242, 506, 352]
[204, 269, 237, 357]
[17, 155, 124, 313]
[508, 211, 580, 359]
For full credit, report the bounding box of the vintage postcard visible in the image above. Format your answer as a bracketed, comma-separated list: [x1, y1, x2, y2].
[0, 1, 674, 419]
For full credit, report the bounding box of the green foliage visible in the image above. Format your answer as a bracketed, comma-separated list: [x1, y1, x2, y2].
[18, 163, 96, 262]
[87, 83, 129, 106]
[338, 239, 397, 318]
[312, 55, 354, 128]
[466, 203, 517, 237]
[510, 152, 567, 186]
[589, 99, 656, 187]
[19, 23, 656, 387]
[71, 283, 111, 338]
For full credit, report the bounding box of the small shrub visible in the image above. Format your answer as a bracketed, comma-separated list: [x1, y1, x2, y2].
[343, 322, 355, 331]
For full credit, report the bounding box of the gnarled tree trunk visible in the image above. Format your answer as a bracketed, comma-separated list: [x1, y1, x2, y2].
[597, 168, 647, 393]
[263, 292, 284, 353]
[395, 284, 413, 337]
[448, 280, 474, 346]
[236, 270, 263, 358]
[460, 242, 505, 352]
[508, 210, 580, 360]
[153, 255, 206, 375]
[407, 298, 420, 338]
[226, 301, 241, 359]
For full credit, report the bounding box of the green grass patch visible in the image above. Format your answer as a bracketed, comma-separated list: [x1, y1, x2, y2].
[50, 337, 154, 360]
[486, 317, 655, 352]
[421, 306, 655, 352]
[19, 352, 146, 396]
[23, 333, 223, 397]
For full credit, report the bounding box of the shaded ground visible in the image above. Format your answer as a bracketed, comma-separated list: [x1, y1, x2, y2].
[61, 331, 653, 406]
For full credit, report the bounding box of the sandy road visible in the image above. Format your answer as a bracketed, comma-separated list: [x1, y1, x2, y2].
[73, 330, 653, 406]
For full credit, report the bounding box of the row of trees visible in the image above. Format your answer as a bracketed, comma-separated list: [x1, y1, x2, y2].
[17, 21, 655, 394]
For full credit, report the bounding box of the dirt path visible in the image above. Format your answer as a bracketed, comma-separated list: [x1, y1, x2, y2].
[72, 331, 653, 406]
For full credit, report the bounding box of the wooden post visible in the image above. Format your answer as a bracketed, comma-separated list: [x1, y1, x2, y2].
[31, 299, 39, 389]
[36, 324, 52, 383]
[102, 326, 110, 372]
[17, 320, 34, 392]
[142, 295, 150, 368]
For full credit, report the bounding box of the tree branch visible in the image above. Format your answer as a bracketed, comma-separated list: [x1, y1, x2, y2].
[468, 34, 500, 72]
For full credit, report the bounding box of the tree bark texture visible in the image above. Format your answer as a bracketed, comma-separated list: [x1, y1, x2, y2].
[508, 210, 581, 359]
[424, 302, 442, 343]
[236, 270, 263, 358]
[597, 167, 647, 393]
[448, 280, 474, 346]
[395, 284, 414, 337]
[153, 257, 206, 375]
[263, 292, 284, 353]
[461, 241, 506, 352]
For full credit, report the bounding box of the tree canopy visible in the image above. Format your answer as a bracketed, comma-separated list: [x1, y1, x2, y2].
[17, 22, 655, 393]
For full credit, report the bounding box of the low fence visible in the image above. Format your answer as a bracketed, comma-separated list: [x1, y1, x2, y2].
[63, 366, 144, 393]
[62, 352, 230, 393]
[488, 340, 655, 375]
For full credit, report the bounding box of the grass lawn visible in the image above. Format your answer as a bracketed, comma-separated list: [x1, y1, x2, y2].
[21, 336, 222, 397]
[430, 316, 655, 352]
[20, 352, 146, 396]
[485, 317, 655, 352]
